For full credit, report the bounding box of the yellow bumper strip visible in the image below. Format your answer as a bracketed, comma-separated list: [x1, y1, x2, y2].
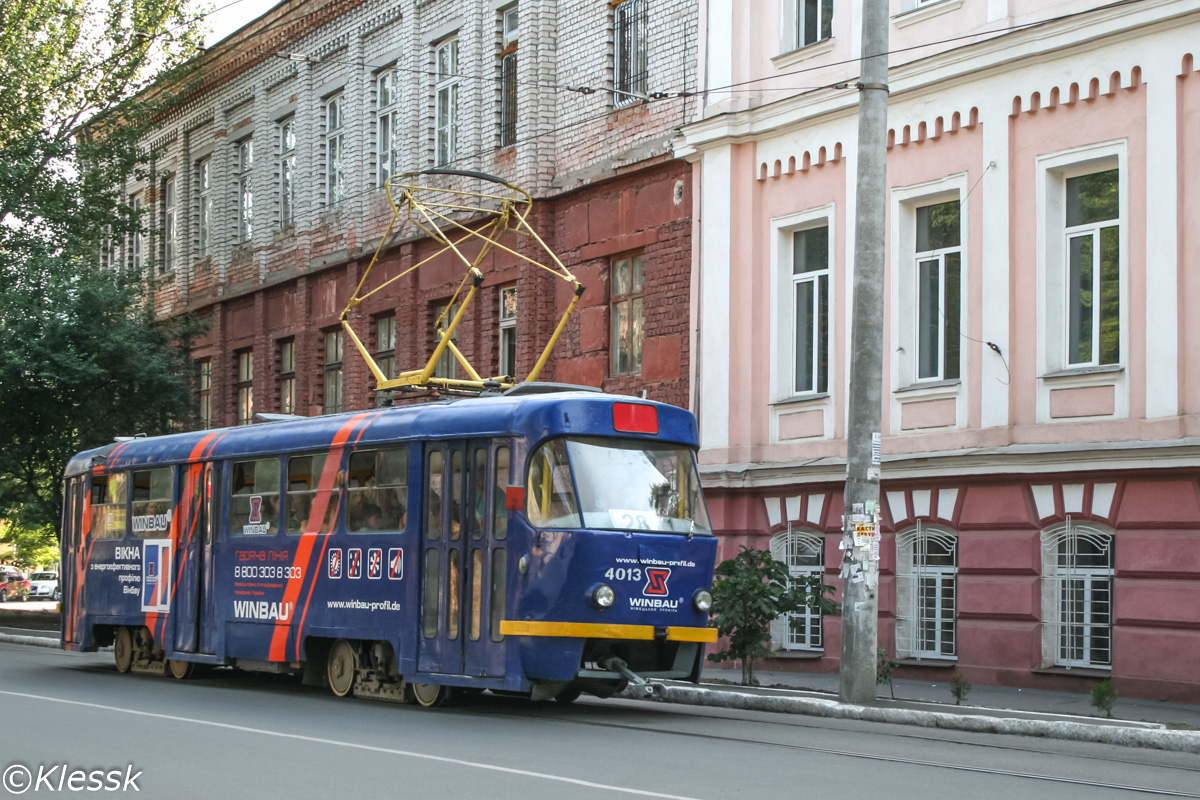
[499, 620, 716, 643]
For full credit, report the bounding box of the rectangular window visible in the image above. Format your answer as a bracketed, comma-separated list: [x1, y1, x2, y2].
[1065, 169, 1120, 367]
[230, 458, 281, 536]
[611, 254, 645, 376]
[1042, 524, 1113, 668]
[236, 138, 254, 242]
[89, 473, 127, 540]
[285, 454, 338, 535]
[435, 39, 460, 166]
[377, 70, 400, 186]
[162, 177, 176, 272]
[346, 448, 408, 532]
[499, 285, 517, 378]
[99, 219, 116, 271]
[781, 0, 834, 52]
[131, 193, 144, 271]
[130, 468, 172, 538]
[197, 359, 213, 428]
[326, 94, 345, 206]
[896, 524, 958, 659]
[613, 0, 647, 105]
[324, 329, 344, 414]
[915, 200, 961, 381]
[791, 226, 829, 395]
[433, 303, 458, 380]
[279, 118, 296, 226]
[279, 340, 296, 414]
[375, 315, 396, 382]
[197, 158, 212, 258]
[499, 6, 518, 147]
[771, 528, 824, 651]
[236, 349, 254, 425]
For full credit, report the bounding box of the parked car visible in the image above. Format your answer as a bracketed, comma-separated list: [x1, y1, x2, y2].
[28, 572, 60, 602]
[0, 573, 32, 602]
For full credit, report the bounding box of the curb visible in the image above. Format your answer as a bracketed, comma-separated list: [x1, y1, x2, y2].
[619, 684, 1200, 754]
[0, 632, 61, 650]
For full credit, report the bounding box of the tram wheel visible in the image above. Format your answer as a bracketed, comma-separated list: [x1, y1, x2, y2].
[167, 659, 194, 680]
[327, 639, 357, 698]
[411, 683, 449, 708]
[113, 627, 133, 673]
[555, 686, 583, 705]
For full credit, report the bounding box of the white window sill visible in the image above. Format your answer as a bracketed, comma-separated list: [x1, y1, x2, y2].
[893, 0, 964, 29]
[772, 38, 835, 70]
[894, 378, 961, 397]
[771, 392, 831, 408]
[1039, 364, 1124, 382]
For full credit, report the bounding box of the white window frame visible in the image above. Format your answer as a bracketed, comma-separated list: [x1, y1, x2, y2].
[780, 0, 834, 54]
[1064, 171, 1120, 369]
[895, 522, 958, 660]
[279, 339, 296, 414]
[279, 117, 296, 226]
[914, 198, 963, 383]
[499, 285, 517, 378]
[325, 94, 345, 206]
[162, 177, 176, 272]
[377, 69, 400, 186]
[131, 192, 144, 271]
[435, 39, 459, 166]
[237, 349, 254, 426]
[197, 359, 213, 428]
[769, 526, 824, 651]
[613, 0, 647, 106]
[236, 138, 254, 242]
[1040, 518, 1114, 669]
[789, 223, 830, 397]
[498, 7, 518, 148]
[197, 157, 212, 258]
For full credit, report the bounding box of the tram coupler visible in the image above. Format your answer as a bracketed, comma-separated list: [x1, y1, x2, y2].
[600, 656, 665, 699]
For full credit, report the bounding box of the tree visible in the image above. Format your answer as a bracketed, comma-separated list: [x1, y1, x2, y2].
[707, 546, 840, 685]
[0, 0, 208, 539]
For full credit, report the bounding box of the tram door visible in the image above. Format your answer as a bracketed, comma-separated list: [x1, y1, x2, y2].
[418, 440, 502, 676]
[173, 463, 217, 655]
[61, 477, 86, 645]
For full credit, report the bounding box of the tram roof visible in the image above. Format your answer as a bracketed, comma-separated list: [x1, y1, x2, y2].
[63, 389, 699, 477]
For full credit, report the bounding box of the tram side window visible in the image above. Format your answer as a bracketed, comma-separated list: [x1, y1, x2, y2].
[493, 445, 510, 540]
[525, 439, 580, 528]
[130, 468, 172, 538]
[286, 454, 338, 535]
[426, 450, 444, 541]
[230, 458, 280, 536]
[346, 448, 408, 532]
[90, 473, 128, 539]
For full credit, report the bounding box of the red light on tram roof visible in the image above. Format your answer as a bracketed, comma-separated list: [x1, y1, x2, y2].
[612, 402, 658, 434]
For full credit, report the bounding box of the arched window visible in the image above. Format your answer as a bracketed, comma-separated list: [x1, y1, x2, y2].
[1041, 519, 1113, 668]
[769, 526, 824, 651]
[896, 523, 957, 659]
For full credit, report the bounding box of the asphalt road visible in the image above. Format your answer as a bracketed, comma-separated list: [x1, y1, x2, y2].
[2, 643, 1198, 799]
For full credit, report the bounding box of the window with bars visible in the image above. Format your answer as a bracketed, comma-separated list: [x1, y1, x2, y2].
[236, 138, 254, 242]
[162, 177, 176, 272]
[1041, 519, 1113, 668]
[1065, 169, 1120, 367]
[499, 285, 517, 378]
[791, 225, 829, 395]
[324, 330, 344, 414]
[279, 339, 296, 414]
[377, 69, 400, 186]
[325, 94, 345, 206]
[499, 6, 518, 147]
[611, 254, 644, 376]
[279, 117, 296, 226]
[613, 0, 647, 106]
[236, 350, 254, 425]
[197, 359, 213, 428]
[197, 157, 212, 258]
[895, 523, 958, 659]
[780, 0, 834, 53]
[769, 527, 825, 651]
[915, 200, 961, 381]
[435, 39, 459, 166]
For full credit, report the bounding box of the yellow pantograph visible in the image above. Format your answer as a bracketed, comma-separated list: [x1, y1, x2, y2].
[339, 169, 584, 395]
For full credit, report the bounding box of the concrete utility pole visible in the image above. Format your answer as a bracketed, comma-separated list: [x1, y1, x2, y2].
[839, 0, 890, 706]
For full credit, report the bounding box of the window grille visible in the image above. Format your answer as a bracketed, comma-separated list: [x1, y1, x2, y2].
[1041, 518, 1113, 668]
[896, 522, 958, 659]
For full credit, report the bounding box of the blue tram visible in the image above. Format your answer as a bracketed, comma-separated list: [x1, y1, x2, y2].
[59, 387, 718, 705]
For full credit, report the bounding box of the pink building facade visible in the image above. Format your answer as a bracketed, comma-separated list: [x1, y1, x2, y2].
[682, 0, 1200, 701]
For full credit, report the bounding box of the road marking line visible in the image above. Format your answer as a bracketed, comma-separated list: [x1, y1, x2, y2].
[0, 689, 704, 799]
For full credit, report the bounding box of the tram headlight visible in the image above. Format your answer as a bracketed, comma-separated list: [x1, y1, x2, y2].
[592, 584, 615, 609]
[693, 589, 713, 613]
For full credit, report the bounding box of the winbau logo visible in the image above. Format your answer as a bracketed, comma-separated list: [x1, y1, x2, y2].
[629, 597, 680, 610]
[233, 600, 294, 621]
[643, 567, 671, 597]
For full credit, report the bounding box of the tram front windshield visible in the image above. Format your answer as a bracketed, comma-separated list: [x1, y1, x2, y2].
[526, 437, 711, 534]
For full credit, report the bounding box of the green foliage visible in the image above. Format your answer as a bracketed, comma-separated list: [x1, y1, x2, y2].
[876, 648, 898, 699]
[948, 672, 972, 706]
[707, 546, 839, 685]
[1090, 678, 1118, 718]
[0, 520, 59, 569]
